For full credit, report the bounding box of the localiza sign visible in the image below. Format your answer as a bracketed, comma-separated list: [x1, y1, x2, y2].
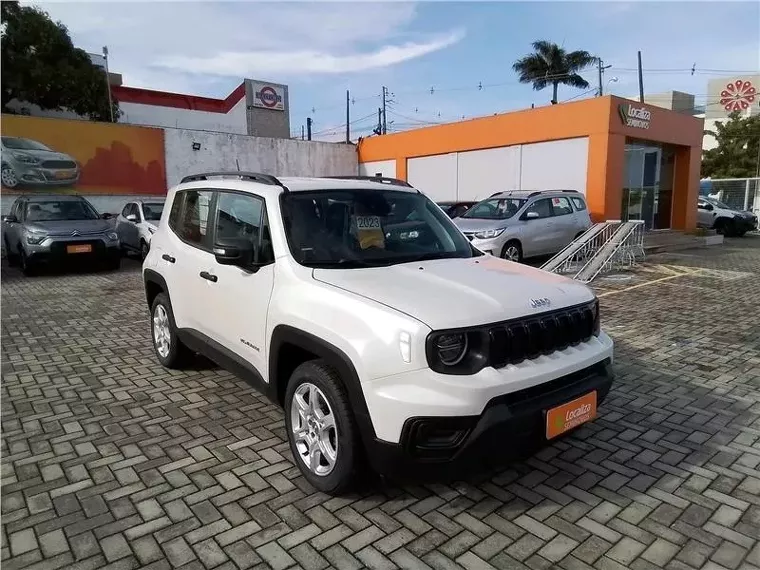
[252, 82, 285, 111]
[619, 103, 651, 129]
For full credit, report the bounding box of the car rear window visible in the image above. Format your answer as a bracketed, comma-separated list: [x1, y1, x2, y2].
[571, 197, 587, 211]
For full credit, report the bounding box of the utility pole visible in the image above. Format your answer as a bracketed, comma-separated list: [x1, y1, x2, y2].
[301, 125, 304, 140]
[597, 59, 612, 96]
[637, 51, 645, 103]
[373, 108, 382, 135]
[102, 46, 114, 122]
[345, 90, 350, 143]
[306, 117, 312, 141]
[381, 86, 388, 135]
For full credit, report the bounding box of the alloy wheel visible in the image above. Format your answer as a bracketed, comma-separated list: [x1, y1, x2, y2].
[290, 383, 338, 476]
[153, 305, 171, 358]
[504, 245, 521, 262]
[1, 167, 18, 188]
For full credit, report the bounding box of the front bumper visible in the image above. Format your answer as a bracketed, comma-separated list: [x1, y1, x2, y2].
[735, 216, 758, 232]
[9, 163, 79, 186]
[466, 235, 506, 256]
[364, 359, 614, 480]
[26, 238, 120, 265]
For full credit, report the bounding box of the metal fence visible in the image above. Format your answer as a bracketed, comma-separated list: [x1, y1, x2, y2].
[700, 177, 760, 215]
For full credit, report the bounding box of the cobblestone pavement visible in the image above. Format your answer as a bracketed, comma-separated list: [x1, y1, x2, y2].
[2, 237, 759, 570]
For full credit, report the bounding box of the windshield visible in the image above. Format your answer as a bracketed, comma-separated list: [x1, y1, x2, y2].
[281, 189, 479, 268]
[142, 203, 164, 221]
[26, 200, 100, 222]
[704, 197, 732, 210]
[462, 197, 527, 219]
[2, 137, 52, 151]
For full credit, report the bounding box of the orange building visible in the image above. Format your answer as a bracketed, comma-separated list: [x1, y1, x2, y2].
[357, 95, 704, 230]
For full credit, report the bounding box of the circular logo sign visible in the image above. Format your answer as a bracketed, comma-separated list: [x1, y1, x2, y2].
[720, 80, 756, 112]
[259, 86, 279, 108]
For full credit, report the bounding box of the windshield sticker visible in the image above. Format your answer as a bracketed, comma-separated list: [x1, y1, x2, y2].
[552, 198, 561, 205]
[352, 216, 385, 249]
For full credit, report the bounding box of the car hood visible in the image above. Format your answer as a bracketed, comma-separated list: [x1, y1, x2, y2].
[7, 148, 75, 161]
[26, 219, 110, 234]
[313, 256, 595, 330]
[453, 217, 514, 232]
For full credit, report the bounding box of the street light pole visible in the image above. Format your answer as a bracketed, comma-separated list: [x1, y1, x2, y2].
[103, 46, 114, 122]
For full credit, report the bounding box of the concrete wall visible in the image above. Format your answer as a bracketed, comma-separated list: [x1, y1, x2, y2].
[359, 160, 397, 178]
[119, 98, 248, 134]
[164, 128, 358, 187]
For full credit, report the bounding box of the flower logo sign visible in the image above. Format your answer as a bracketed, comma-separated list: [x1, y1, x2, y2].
[720, 79, 756, 112]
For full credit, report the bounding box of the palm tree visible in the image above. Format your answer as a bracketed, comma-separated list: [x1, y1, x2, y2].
[513, 41, 597, 105]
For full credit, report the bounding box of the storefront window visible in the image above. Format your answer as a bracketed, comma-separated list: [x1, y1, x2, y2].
[621, 139, 676, 230]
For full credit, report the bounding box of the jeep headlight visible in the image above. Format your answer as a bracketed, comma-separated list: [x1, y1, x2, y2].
[436, 333, 468, 366]
[473, 228, 505, 240]
[12, 152, 40, 165]
[106, 231, 118, 241]
[25, 228, 47, 244]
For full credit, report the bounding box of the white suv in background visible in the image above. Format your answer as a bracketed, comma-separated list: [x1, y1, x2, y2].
[143, 172, 614, 493]
[454, 190, 592, 262]
[115, 199, 165, 259]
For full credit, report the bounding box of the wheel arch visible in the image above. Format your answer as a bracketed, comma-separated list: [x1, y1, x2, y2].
[269, 325, 377, 442]
[143, 268, 169, 310]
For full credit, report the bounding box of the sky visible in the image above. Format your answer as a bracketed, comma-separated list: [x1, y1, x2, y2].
[32, 1, 760, 141]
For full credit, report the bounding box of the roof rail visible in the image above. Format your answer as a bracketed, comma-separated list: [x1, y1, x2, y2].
[322, 175, 413, 188]
[180, 171, 283, 186]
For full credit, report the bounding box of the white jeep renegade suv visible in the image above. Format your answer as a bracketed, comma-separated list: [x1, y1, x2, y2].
[143, 172, 614, 494]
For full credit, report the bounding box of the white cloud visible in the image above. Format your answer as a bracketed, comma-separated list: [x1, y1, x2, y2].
[30, 2, 460, 92]
[154, 31, 464, 76]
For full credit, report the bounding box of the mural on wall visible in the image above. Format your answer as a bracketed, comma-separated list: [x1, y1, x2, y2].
[1, 115, 166, 194]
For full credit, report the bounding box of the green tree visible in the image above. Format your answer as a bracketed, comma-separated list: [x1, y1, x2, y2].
[513, 41, 597, 105]
[702, 112, 760, 178]
[1, 1, 119, 121]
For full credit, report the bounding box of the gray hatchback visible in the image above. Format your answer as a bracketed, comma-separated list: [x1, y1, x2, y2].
[454, 190, 592, 262]
[2, 195, 121, 275]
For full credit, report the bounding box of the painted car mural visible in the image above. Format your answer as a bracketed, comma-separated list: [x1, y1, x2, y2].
[1, 136, 80, 189]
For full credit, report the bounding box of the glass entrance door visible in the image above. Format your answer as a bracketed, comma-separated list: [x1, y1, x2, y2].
[622, 141, 675, 230]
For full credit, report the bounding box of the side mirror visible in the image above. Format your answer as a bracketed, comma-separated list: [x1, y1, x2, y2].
[125, 214, 137, 222]
[524, 211, 540, 220]
[214, 237, 255, 268]
[701, 204, 713, 211]
[2, 215, 18, 223]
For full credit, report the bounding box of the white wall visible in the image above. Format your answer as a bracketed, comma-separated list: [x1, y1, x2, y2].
[457, 146, 521, 200]
[359, 160, 396, 178]
[164, 128, 358, 187]
[520, 138, 589, 193]
[119, 98, 248, 134]
[402, 137, 589, 201]
[407, 153, 458, 201]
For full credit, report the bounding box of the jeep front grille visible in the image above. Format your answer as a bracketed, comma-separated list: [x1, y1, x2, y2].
[488, 303, 597, 367]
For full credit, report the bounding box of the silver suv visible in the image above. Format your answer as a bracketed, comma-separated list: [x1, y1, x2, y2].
[453, 190, 592, 262]
[2, 195, 121, 275]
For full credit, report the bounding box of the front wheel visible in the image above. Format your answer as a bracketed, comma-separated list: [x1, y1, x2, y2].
[1, 165, 19, 189]
[19, 248, 37, 276]
[501, 240, 523, 263]
[140, 240, 149, 261]
[4, 237, 18, 266]
[285, 360, 358, 494]
[151, 293, 192, 369]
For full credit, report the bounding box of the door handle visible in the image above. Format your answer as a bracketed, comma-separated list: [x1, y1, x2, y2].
[199, 271, 218, 283]
[161, 254, 175, 263]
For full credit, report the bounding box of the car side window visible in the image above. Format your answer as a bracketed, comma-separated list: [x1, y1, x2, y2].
[214, 191, 274, 264]
[168, 194, 184, 232]
[570, 197, 587, 211]
[175, 190, 213, 248]
[525, 198, 553, 219]
[10, 200, 21, 220]
[121, 203, 132, 217]
[551, 197, 574, 216]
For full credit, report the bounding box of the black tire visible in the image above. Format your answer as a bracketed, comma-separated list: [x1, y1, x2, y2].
[4, 237, 18, 267]
[140, 240, 149, 261]
[715, 218, 735, 237]
[284, 360, 359, 495]
[150, 292, 192, 369]
[501, 240, 523, 263]
[19, 247, 37, 276]
[737, 230, 747, 238]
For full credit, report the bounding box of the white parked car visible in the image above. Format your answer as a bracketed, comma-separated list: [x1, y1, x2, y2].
[115, 200, 165, 259]
[697, 196, 757, 237]
[454, 190, 593, 262]
[143, 172, 614, 493]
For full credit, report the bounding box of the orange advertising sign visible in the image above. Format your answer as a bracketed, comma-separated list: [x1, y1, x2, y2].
[546, 391, 597, 439]
[1, 114, 166, 195]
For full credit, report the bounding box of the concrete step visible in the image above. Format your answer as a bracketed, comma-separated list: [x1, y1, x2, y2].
[643, 230, 723, 254]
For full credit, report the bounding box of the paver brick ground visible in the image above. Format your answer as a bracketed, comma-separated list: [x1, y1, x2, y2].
[2, 236, 760, 570]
